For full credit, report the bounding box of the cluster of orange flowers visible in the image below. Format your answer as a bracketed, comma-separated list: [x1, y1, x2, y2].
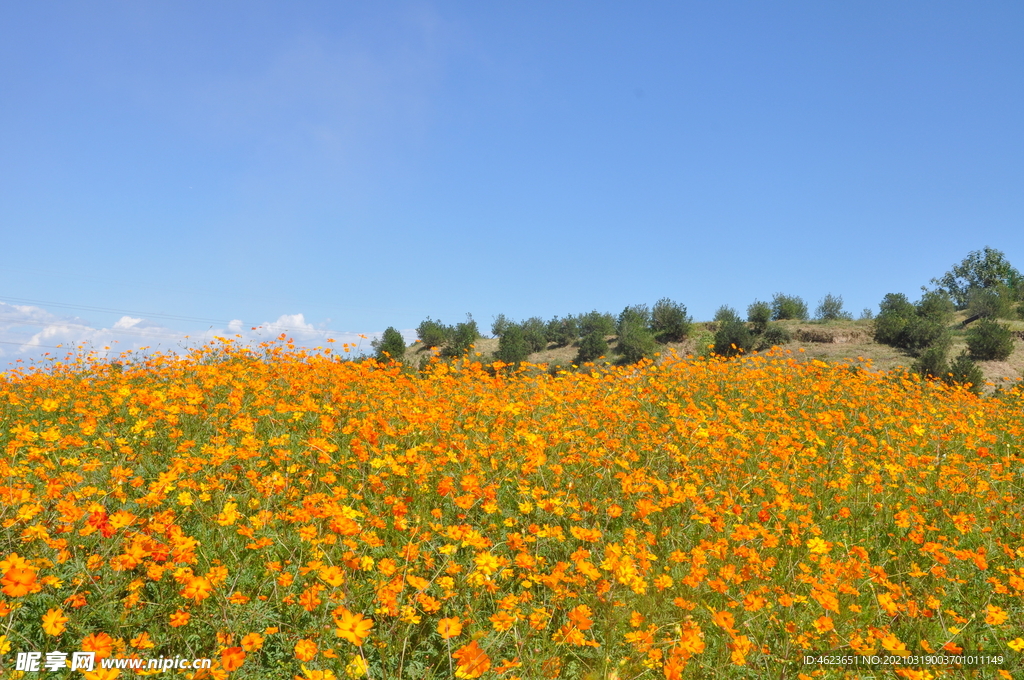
[1, 338, 1022, 678]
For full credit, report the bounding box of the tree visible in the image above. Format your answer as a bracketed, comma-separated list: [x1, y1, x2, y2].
[966, 318, 1014, 361]
[771, 293, 809, 321]
[373, 327, 407, 362]
[416, 318, 450, 349]
[616, 320, 657, 364]
[746, 300, 772, 331]
[617, 305, 651, 333]
[651, 298, 691, 342]
[578, 311, 616, 338]
[574, 331, 608, 365]
[713, 320, 753, 358]
[491, 314, 512, 338]
[441, 315, 480, 358]
[713, 305, 741, 324]
[494, 324, 531, 365]
[930, 247, 1022, 309]
[815, 293, 853, 321]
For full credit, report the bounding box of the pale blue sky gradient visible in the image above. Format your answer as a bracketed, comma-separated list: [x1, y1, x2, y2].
[1, 2, 1022, 359]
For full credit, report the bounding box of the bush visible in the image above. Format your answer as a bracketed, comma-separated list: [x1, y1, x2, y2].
[771, 293, 809, 321]
[494, 324, 531, 365]
[873, 292, 953, 354]
[491, 314, 512, 338]
[713, 320, 753, 358]
[966, 318, 1014, 361]
[578, 311, 616, 338]
[756, 323, 792, 350]
[714, 305, 741, 324]
[616, 321, 657, 364]
[520, 317, 548, 353]
[859, 308, 874, 321]
[967, 286, 1013, 320]
[618, 305, 651, 333]
[945, 352, 984, 393]
[651, 298, 691, 342]
[416, 318, 450, 349]
[747, 300, 772, 331]
[815, 293, 853, 321]
[372, 327, 407, 362]
[574, 331, 608, 365]
[545, 315, 579, 347]
[912, 341, 949, 380]
[441, 315, 480, 358]
[916, 291, 955, 325]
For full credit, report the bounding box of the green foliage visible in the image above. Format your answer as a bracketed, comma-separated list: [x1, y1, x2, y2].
[713, 320, 753, 358]
[494, 324, 531, 365]
[574, 331, 608, 365]
[814, 293, 853, 321]
[416, 318, 450, 349]
[617, 305, 651, 333]
[945, 352, 984, 394]
[616, 321, 657, 364]
[912, 341, 950, 380]
[930, 246, 1022, 308]
[441, 315, 480, 358]
[859, 308, 874, 321]
[771, 293, 809, 321]
[491, 313, 512, 338]
[756, 323, 792, 350]
[873, 292, 953, 354]
[966, 286, 1013, 320]
[966, 318, 1014, 361]
[520, 317, 548, 353]
[747, 300, 772, 330]
[713, 305, 741, 324]
[545, 315, 579, 347]
[578, 311, 616, 338]
[372, 327, 407, 362]
[650, 298, 691, 342]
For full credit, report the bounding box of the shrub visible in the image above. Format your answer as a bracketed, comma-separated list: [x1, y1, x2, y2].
[545, 315, 579, 347]
[574, 331, 608, 365]
[916, 291, 955, 325]
[902, 318, 949, 355]
[578, 311, 616, 338]
[416, 318, 450, 349]
[713, 320, 753, 358]
[491, 314, 512, 338]
[441, 315, 480, 358]
[494, 324, 531, 365]
[815, 293, 853, 321]
[967, 286, 1013, 320]
[771, 293, 808, 321]
[912, 341, 949, 380]
[966, 318, 1014, 361]
[859, 308, 874, 320]
[756, 323, 792, 350]
[651, 298, 691, 342]
[873, 292, 953, 354]
[372, 327, 407, 362]
[520, 317, 548, 353]
[618, 305, 651, 333]
[945, 352, 984, 394]
[616, 321, 657, 364]
[713, 305, 741, 324]
[747, 300, 772, 331]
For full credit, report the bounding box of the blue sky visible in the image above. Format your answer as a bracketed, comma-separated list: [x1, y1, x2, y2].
[1, 2, 1022, 362]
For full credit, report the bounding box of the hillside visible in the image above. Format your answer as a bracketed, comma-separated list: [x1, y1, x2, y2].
[404, 314, 1024, 389]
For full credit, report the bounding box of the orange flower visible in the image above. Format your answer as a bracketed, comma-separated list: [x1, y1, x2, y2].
[181, 576, 212, 602]
[985, 604, 1008, 625]
[241, 633, 265, 651]
[221, 646, 245, 672]
[294, 638, 318, 662]
[452, 640, 490, 679]
[81, 632, 115, 659]
[41, 607, 68, 636]
[566, 605, 594, 631]
[334, 608, 373, 646]
[438, 617, 463, 640]
[130, 632, 155, 650]
[169, 610, 191, 627]
[1, 567, 38, 597]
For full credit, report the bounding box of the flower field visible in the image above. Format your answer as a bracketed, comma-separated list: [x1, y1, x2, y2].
[1, 339, 1023, 679]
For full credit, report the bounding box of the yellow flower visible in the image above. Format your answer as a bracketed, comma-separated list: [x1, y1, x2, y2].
[1007, 638, 1024, 652]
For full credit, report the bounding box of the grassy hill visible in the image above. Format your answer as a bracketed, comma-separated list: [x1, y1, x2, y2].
[403, 314, 1024, 389]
